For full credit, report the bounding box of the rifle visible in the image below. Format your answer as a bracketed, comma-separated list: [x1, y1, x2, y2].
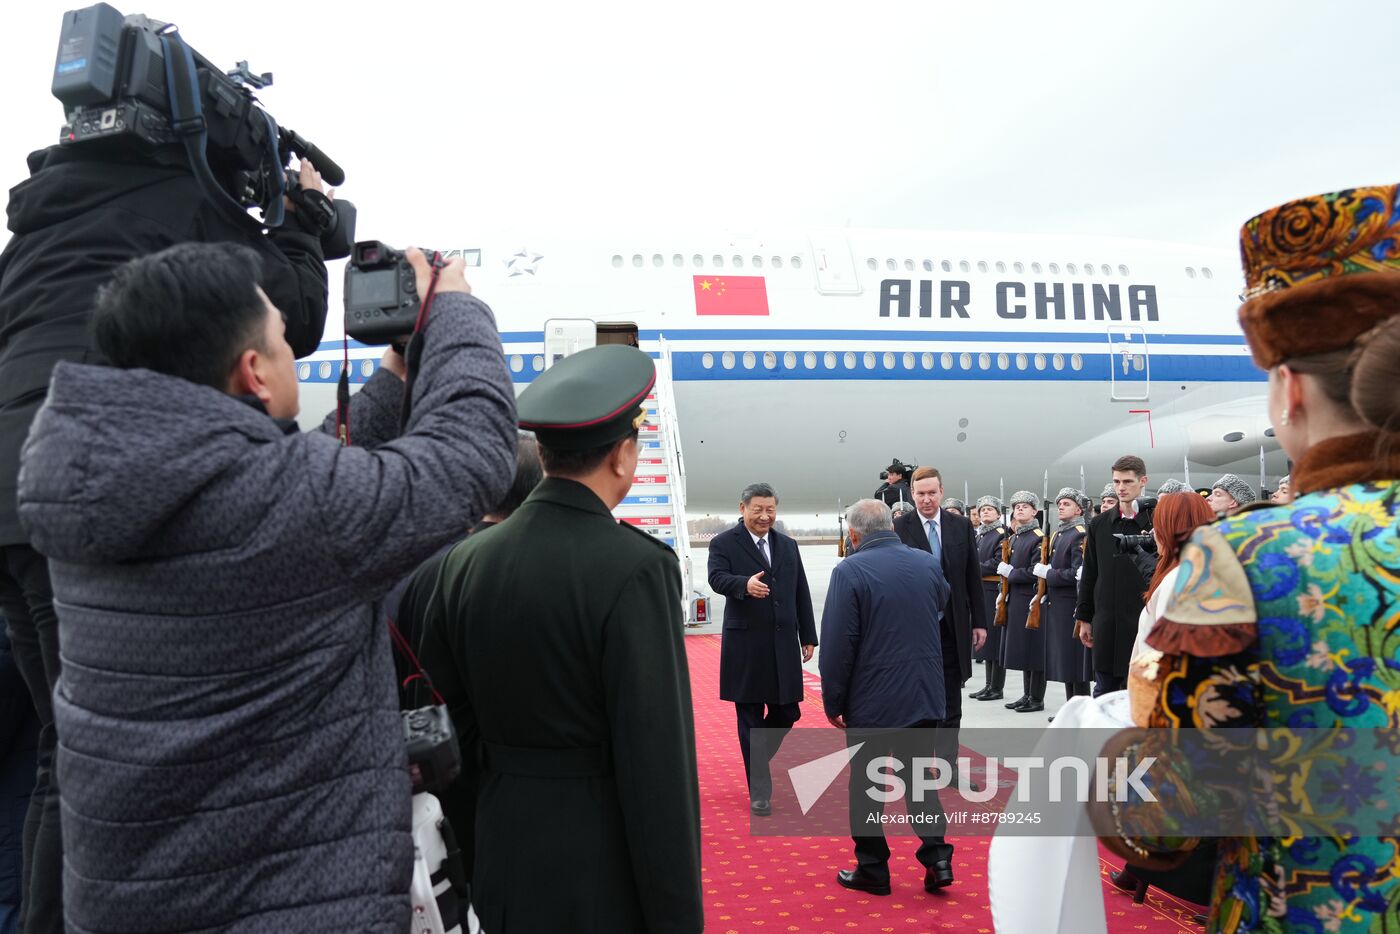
[994, 534, 1011, 626]
[1026, 528, 1051, 631]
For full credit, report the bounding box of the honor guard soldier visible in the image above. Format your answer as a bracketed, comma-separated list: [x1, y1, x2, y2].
[1099, 482, 1119, 516]
[1156, 478, 1190, 496]
[418, 345, 703, 934]
[1040, 488, 1091, 705]
[997, 491, 1047, 712]
[943, 497, 966, 518]
[970, 496, 1007, 700]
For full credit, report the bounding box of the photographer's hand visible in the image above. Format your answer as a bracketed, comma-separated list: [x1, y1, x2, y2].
[406, 248, 471, 297]
[284, 159, 327, 214]
[380, 346, 406, 381]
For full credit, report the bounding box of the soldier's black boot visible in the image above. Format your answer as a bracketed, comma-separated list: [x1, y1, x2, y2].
[1017, 672, 1046, 713]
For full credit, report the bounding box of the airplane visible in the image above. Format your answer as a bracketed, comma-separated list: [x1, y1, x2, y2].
[296, 227, 1286, 518]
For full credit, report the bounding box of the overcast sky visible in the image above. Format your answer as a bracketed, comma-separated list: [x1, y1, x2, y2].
[5, 1, 1399, 257]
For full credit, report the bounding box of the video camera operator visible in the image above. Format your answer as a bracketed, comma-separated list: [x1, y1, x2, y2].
[14, 241, 516, 934]
[875, 459, 913, 508]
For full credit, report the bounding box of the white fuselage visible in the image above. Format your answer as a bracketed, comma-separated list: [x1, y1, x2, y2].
[298, 227, 1283, 514]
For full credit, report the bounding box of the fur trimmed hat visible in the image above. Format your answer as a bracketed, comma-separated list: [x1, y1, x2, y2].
[943, 498, 965, 512]
[1054, 486, 1088, 510]
[1238, 185, 1400, 369]
[1009, 490, 1040, 509]
[1212, 473, 1258, 506]
[1100, 483, 1118, 500]
[1157, 478, 1190, 496]
[975, 495, 1004, 511]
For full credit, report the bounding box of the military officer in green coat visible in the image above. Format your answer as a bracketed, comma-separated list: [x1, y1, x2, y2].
[417, 344, 703, 933]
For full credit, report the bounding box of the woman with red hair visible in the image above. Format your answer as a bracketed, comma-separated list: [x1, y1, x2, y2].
[1131, 491, 1217, 662]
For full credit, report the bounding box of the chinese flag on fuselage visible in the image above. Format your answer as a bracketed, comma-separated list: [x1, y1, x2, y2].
[693, 275, 769, 316]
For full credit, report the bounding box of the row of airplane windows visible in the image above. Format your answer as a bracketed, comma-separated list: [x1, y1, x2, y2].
[613, 253, 804, 270]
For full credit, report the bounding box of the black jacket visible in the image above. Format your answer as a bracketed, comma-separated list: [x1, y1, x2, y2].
[1076, 503, 1155, 677]
[893, 508, 987, 683]
[709, 521, 818, 705]
[0, 143, 329, 543]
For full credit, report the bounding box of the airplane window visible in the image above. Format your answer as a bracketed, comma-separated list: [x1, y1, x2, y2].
[532, 356, 544, 372]
[702, 353, 714, 370]
[1052, 353, 1065, 370]
[1202, 267, 1213, 279]
[997, 353, 1009, 370]
[903, 352, 915, 369]
[672, 254, 684, 267]
[318, 362, 332, 379]
[722, 351, 735, 370]
[1049, 263, 1060, 275]
[1133, 355, 1145, 372]
[1066, 263, 1078, 275]
[886, 259, 897, 271]
[763, 351, 777, 369]
[1118, 264, 1129, 275]
[867, 258, 878, 270]
[1014, 262, 1024, 274]
[1083, 264, 1093, 277]
[995, 261, 1006, 274]
[742, 351, 756, 369]
[782, 351, 795, 368]
[1034, 353, 1045, 370]
[904, 259, 915, 272]
[1186, 267, 1196, 278]
[921, 352, 933, 370]
[1032, 262, 1043, 274]
[1101, 264, 1112, 276]
[612, 255, 623, 268]
[652, 254, 664, 267]
[509, 355, 523, 373]
[791, 256, 803, 269]
[883, 352, 896, 369]
[959, 352, 972, 370]
[959, 261, 970, 273]
[843, 351, 856, 369]
[823, 351, 835, 369]
[1015, 353, 1028, 370]
[773, 257, 784, 269]
[733, 255, 744, 268]
[753, 256, 764, 268]
[941, 260, 952, 272]
[632, 255, 643, 268]
[803, 351, 815, 369]
[298, 363, 311, 380]
[1071, 353, 1084, 371]
[977, 261, 989, 273]
[864, 351, 877, 369]
[923, 260, 934, 272]
[978, 352, 991, 370]
[940, 352, 952, 369]
[713, 255, 724, 267]
[693, 254, 704, 267]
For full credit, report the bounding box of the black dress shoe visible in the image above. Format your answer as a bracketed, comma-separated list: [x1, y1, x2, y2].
[975, 690, 1004, 701]
[968, 686, 990, 700]
[1015, 701, 1045, 713]
[750, 798, 771, 816]
[924, 859, 955, 891]
[837, 868, 891, 896]
[1004, 696, 1029, 709]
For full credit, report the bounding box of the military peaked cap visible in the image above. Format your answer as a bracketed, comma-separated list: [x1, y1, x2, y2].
[517, 345, 655, 451]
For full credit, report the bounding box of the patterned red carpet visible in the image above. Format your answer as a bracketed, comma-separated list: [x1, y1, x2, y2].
[686, 634, 1205, 933]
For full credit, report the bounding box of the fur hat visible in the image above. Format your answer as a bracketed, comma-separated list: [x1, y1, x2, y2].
[1054, 486, 1088, 510]
[1009, 490, 1040, 509]
[1238, 185, 1400, 369]
[943, 498, 965, 512]
[1156, 478, 1190, 496]
[1212, 473, 1258, 506]
[975, 495, 1004, 511]
[1100, 483, 1118, 500]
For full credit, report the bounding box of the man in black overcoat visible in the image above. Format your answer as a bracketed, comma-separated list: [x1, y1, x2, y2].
[893, 467, 986, 779]
[708, 483, 817, 815]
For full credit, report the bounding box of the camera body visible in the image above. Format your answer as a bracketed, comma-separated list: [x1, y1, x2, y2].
[344, 241, 432, 345]
[403, 704, 461, 795]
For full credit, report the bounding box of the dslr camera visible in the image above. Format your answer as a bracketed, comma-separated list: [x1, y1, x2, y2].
[344, 241, 442, 345]
[402, 704, 461, 795]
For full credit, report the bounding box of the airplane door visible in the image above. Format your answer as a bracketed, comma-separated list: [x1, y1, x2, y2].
[544, 319, 597, 368]
[807, 234, 862, 294]
[1107, 326, 1149, 401]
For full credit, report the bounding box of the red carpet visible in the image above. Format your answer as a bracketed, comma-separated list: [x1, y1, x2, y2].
[687, 634, 1205, 933]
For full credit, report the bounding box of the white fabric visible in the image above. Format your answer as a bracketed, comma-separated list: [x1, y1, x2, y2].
[1132, 564, 1181, 661]
[988, 691, 1134, 934]
[1032, 562, 1050, 579]
[997, 561, 1014, 577]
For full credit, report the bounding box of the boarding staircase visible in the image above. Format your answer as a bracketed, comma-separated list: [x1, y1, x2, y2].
[609, 336, 707, 626]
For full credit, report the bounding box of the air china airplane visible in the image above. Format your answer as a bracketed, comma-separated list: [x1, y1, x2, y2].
[297, 227, 1286, 515]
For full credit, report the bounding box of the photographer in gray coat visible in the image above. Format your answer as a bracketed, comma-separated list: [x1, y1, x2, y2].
[16, 242, 516, 934]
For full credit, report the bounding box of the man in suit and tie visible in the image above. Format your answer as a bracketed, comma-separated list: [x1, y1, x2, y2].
[708, 482, 818, 816]
[893, 467, 988, 782]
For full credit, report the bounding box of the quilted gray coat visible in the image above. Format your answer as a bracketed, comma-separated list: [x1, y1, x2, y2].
[17, 291, 516, 934]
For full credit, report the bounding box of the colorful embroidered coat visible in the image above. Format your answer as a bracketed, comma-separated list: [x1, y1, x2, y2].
[1130, 479, 1399, 933]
